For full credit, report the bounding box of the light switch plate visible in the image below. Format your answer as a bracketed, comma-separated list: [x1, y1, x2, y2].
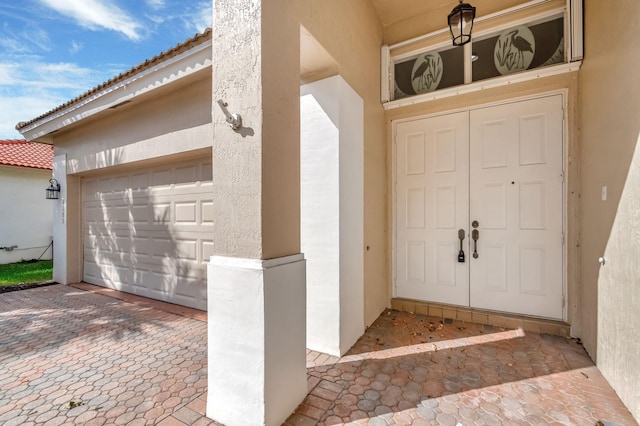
[601, 186, 607, 201]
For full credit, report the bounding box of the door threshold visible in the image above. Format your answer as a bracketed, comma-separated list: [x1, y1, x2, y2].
[390, 297, 570, 338]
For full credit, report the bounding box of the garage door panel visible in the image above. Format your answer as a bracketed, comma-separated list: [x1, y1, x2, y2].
[202, 240, 214, 262]
[151, 169, 173, 187]
[83, 157, 212, 311]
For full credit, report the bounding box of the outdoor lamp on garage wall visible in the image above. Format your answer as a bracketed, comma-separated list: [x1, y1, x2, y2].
[46, 178, 60, 200]
[448, 0, 476, 46]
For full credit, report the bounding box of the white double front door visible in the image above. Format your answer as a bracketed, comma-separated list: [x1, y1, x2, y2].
[395, 95, 564, 319]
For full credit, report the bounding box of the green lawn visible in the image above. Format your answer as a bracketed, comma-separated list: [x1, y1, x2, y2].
[0, 260, 53, 286]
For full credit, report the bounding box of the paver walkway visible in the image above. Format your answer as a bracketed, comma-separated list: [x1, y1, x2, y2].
[287, 312, 637, 425]
[0, 284, 212, 426]
[0, 284, 637, 425]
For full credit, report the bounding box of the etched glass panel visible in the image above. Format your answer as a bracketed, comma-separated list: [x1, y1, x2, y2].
[472, 16, 565, 82]
[394, 47, 464, 100]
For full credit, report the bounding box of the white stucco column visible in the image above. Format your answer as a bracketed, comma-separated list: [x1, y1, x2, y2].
[301, 76, 364, 356]
[51, 153, 82, 285]
[207, 1, 306, 425]
[51, 154, 67, 284]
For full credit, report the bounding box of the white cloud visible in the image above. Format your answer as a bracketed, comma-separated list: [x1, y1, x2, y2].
[183, 1, 211, 34]
[0, 93, 63, 139]
[0, 61, 102, 91]
[0, 59, 113, 138]
[21, 26, 51, 52]
[0, 21, 50, 54]
[145, 0, 165, 10]
[37, 0, 143, 41]
[69, 40, 83, 54]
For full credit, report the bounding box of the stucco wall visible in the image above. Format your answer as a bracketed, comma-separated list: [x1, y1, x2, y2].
[579, 0, 640, 420]
[381, 0, 537, 45]
[53, 73, 212, 174]
[301, 76, 365, 356]
[0, 165, 53, 264]
[301, 0, 388, 327]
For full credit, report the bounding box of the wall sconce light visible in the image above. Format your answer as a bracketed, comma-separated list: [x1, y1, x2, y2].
[46, 178, 61, 200]
[448, 0, 476, 46]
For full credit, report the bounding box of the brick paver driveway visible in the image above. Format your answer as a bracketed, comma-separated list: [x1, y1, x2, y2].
[1, 284, 637, 425]
[0, 284, 212, 426]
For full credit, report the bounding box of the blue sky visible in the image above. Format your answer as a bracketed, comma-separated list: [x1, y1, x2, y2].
[0, 0, 211, 139]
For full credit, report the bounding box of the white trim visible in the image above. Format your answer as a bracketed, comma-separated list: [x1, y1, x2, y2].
[560, 88, 570, 322]
[20, 40, 212, 141]
[209, 253, 305, 270]
[384, 62, 580, 110]
[568, 0, 584, 60]
[381, 45, 392, 103]
[389, 0, 553, 50]
[391, 89, 569, 322]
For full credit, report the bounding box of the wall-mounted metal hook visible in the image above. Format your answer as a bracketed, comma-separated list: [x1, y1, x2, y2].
[216, 99, 242, 130]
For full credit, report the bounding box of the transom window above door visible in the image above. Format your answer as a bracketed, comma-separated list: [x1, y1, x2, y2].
[382, 0, 583, 109]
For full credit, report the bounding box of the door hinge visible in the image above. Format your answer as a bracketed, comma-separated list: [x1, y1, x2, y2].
[561, 233, 565, 245]
[562, 296, 566, 308]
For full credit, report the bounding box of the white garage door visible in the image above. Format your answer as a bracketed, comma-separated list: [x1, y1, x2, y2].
[83, 157, 213, 311]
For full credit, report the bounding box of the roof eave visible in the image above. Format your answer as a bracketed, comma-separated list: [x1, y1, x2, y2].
[19, 39, 212, 143]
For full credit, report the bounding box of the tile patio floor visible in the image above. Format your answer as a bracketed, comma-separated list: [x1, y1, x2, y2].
[0, 283, 636, 425]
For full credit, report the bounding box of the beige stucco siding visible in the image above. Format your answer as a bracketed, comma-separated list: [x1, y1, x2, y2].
[382, 0, 558, 45]
[54, 74, 212, 174]
[579, 0, 640, 420]
[301, 0, 389, 327]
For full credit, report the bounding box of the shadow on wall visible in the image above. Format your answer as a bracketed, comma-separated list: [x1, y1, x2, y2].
[82, 159, 211, 312]
[596, 130, 640, 421]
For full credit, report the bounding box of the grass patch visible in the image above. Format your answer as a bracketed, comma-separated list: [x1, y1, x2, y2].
[0, 260, 53, 286]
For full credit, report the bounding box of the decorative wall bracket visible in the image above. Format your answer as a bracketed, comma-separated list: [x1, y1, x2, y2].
[216, 99, 242, 130]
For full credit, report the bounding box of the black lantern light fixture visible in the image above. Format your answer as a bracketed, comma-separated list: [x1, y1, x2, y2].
[448, 0, 476, 46]
[46, 178, 61, 200]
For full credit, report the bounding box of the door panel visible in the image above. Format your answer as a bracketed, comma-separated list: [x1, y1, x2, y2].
[469, 95, 563, 319]
[395, 95, 564, 319]
[396, 112, 470, 306]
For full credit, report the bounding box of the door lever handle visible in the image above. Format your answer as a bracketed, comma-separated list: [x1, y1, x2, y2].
[471, 229, 479, 259]
[457, 229, 465, 263]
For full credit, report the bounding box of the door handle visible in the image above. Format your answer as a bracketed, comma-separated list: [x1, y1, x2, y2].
[457, 229, 465, 263]
[471, 229, 479, 259]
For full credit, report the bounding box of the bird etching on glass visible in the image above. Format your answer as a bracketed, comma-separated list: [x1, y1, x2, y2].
[508, 30, 534, 68]
[494, 25, 535, 75]
[411, 53, 443, 94]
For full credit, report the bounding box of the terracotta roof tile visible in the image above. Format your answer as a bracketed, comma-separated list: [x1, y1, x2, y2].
[0, 140, 54, 170]
[16, 28, 212, 132]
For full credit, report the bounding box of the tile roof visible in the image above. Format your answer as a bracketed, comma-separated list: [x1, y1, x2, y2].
[15, 28, 212, 132]
[0, 140, 54, 170]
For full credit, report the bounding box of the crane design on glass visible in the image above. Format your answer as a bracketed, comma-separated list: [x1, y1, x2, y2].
[494, 25, 536, 75]
[411, 52, 443, 94]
